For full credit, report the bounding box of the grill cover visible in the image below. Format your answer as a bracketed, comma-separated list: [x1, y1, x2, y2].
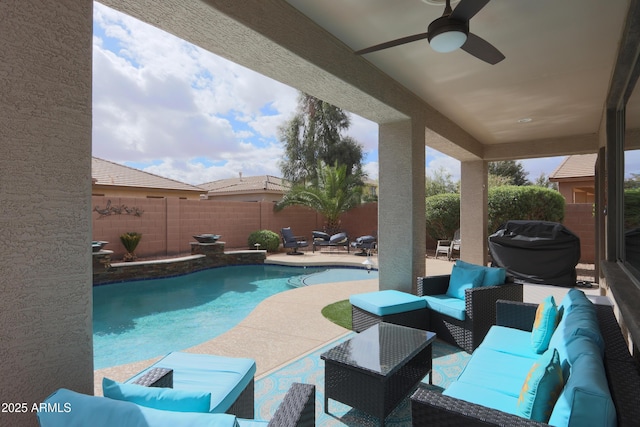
[489, 220, 580, 286]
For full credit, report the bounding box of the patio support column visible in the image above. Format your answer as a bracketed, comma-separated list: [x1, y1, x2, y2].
[0, 0, 94, 423]
[378, 119, 426, 293]
[460, 160, 488, 265]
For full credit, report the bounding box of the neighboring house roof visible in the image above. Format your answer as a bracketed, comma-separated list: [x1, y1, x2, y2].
[199, 174, 290, 195]
[92, 157, 205, 192]
[549, 153, 597, 181]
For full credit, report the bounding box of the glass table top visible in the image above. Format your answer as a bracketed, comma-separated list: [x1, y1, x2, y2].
[321, 323, 436, 376]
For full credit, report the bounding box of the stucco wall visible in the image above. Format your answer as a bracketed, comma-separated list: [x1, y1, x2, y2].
[92, 196, 379, 260]
[0, 1, 94, 425]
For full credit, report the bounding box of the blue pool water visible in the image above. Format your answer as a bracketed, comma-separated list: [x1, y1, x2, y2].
[93, 264, 377, 369]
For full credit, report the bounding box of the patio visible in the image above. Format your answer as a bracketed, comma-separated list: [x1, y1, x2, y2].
[92, 253, 599, 398]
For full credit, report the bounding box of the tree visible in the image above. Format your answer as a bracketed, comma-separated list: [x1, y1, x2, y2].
[489, 160, 530, 186]
[425, 166, 458, 197]
[278, 92, 365, 184]
[533, 172, 558, 190]
[274, 162, 363, 234]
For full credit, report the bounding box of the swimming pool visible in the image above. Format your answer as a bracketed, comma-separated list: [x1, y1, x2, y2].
[93, 264, 377, 369]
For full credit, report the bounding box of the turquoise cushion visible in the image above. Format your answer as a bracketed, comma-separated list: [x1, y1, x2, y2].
[37, 389, 239, 427]
[548, 351, 617, 427]
[103, 377, 211, 413]
[455, 347, 537, 397]
[446, 264, 485, 299]
[349, 290, 426, 316]
[456, 260, 507, 287]
[443, 381, 518, 416]
[480, 326, 539, 359]
[548, 304, 605, 357]
[531, 296, 559, 353]
[422, 295, 466, 320]
[516, 348, 564, 423]
[559, 288, 594, 314]
[552, 335, 603, 382]
[126, 352, 256, 414]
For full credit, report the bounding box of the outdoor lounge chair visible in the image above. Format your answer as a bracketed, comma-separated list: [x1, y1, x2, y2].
[311, 231, 350, 253]
[350, 235, 377, 255]
[281, 227, 309, 255]
[38, 382, 316, 427]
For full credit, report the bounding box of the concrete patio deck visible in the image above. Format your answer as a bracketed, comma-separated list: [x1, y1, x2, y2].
[93, 251, 600, 395]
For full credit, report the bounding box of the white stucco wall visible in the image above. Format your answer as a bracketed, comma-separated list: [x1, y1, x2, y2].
[0, 1, 94, 425]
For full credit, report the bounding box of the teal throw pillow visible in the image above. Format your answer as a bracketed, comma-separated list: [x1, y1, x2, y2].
[446, 264, 485, 300]
[455, 260, 506, 286]
[103, 377, 211, 413]
[516, 348, 564, 423]
[531, 295, 558, 353]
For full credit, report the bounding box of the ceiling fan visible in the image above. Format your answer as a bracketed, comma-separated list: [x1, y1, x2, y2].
[355, 0, 505, 64]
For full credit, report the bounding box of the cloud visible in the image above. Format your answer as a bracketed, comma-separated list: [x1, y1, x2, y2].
[92, 3, 298, 184]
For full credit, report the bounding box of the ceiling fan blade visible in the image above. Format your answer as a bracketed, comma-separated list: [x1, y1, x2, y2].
[355, 32, 430, 55]
[460, 32, 505, 64]
[450, 0, 490, 21]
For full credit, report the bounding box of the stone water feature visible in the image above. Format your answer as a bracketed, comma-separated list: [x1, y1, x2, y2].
[92, 239, 266, 285]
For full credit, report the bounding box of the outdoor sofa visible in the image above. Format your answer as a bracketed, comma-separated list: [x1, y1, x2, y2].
[350, 260, 523, 353]
[411, 290, 640, 426]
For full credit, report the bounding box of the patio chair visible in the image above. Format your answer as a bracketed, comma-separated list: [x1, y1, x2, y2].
[350, 235, 377, 255]
[434, 238, 451, 259]
[448, 228, 461, 260]
[281, 227, 309, 255]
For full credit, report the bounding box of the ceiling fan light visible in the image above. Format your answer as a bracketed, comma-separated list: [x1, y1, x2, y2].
[429, 30, 467, 53]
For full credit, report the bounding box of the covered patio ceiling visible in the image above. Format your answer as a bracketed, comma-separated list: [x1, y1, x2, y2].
[101, 0, 638, 163]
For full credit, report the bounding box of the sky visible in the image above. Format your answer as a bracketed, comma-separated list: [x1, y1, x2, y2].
[92, 3, 567, 187]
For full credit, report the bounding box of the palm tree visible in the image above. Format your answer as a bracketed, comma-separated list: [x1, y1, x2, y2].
[275, 163, 363, 234]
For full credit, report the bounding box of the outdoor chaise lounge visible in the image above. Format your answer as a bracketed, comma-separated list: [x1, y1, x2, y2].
[350, 234, 377, 255]
[350, 260, 523, 353]
[38, 382, 316, 427]
[281, 227, 309, 255]
[311, 231, 350, 253]
[125, 351, 256, 418]
[410, 292, 640, 426]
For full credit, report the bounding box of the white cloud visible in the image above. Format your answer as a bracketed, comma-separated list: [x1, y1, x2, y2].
[92, 3, 300, 184]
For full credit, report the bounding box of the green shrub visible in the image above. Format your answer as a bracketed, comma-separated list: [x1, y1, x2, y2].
[248, 229, 281, 252]
[120, 231, 142, 261]
[488, 186, 565, 233]
[425, 193, 460, 240]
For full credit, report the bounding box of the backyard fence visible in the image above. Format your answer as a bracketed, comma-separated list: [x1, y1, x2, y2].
[92, 196, 378, 260]
[92, 196, 594, 263]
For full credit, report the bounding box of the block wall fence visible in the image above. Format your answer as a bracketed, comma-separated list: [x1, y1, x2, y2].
[92, 196, 378, 260]
[92, 196, 594, 263]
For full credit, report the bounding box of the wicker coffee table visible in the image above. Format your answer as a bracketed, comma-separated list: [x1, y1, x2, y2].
[321, 322, 436, 426]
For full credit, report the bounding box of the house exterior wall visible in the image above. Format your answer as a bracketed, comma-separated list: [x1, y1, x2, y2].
[0, 1, 94, 424]
[92, 184, 203, 200]
[557, 179, 595, 203]
[92, 196, 378, 260]
[203, 192, 283, 202]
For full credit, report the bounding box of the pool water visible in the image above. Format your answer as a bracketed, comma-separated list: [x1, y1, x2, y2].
[93, 264, 377, 369]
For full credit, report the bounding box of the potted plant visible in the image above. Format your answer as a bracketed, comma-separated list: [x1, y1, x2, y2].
[120, 232, 142, 261]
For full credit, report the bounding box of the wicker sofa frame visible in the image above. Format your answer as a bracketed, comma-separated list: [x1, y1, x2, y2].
[410, 300, 640, 427]
[351, 304, 429, 333]
[417, 275, 524, 353]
